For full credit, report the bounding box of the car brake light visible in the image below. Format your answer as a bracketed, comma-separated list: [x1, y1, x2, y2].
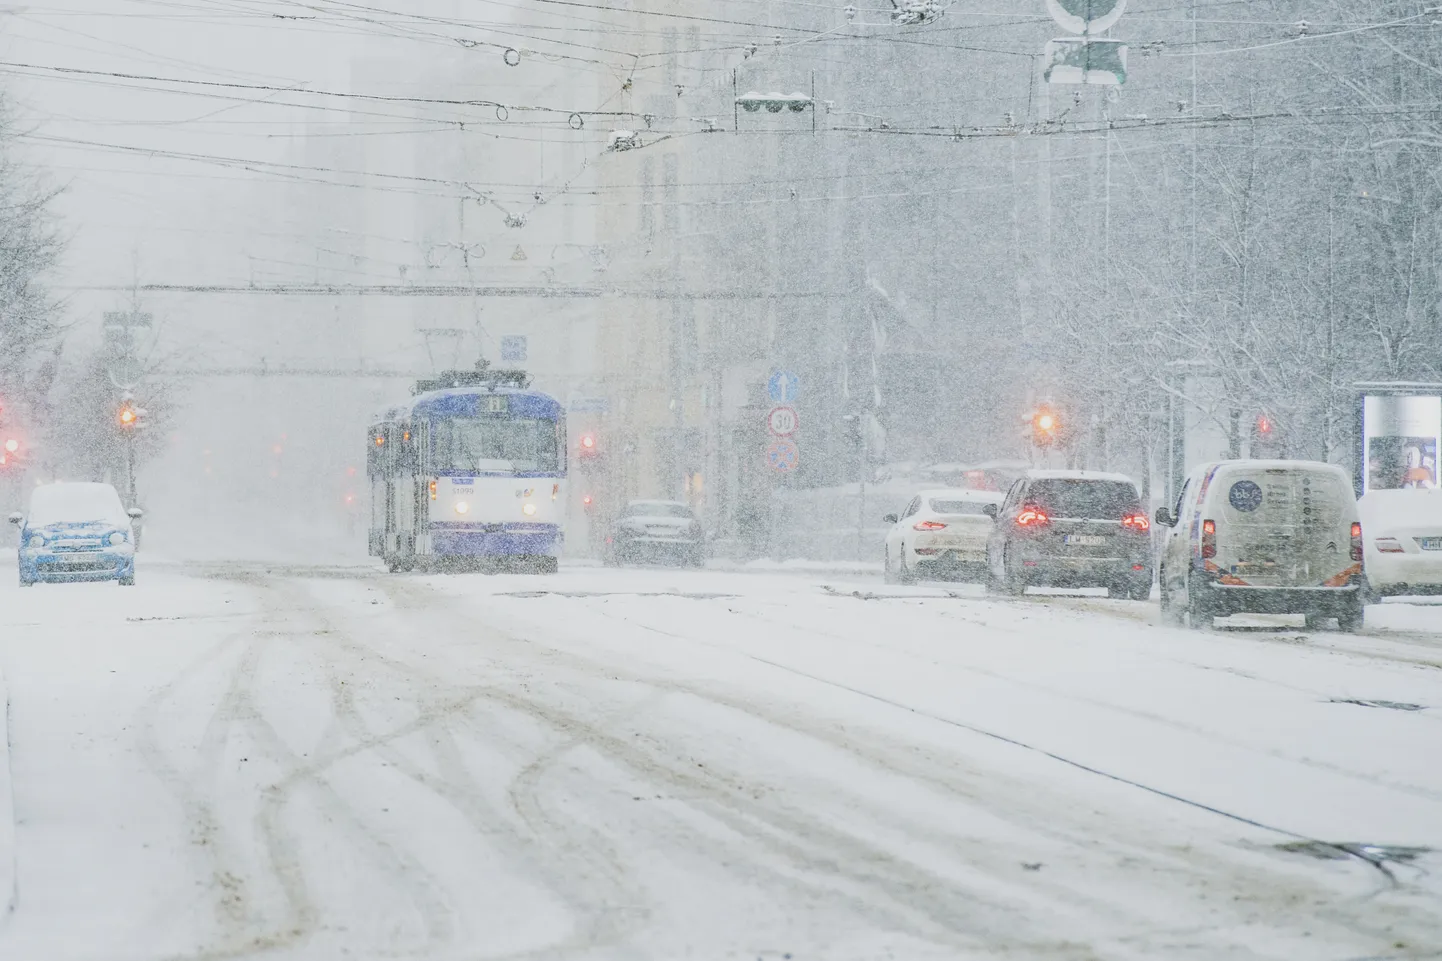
[1201, 519, 1217, 559]
[1122, 513, 1150, 532]
[1015, 506, 1049, 527]
[1374, 537, 1405, 554]
[913, 520, 947, 531]
[429, 480, 437, 500]
[1351, 521, 1364, 562]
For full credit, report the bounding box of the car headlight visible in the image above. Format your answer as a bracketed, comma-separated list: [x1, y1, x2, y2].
[108, 531, 128, 547]
[26, 534, 45, 549]
[454, 501, 469, 515]
[522, 503, 537, 517]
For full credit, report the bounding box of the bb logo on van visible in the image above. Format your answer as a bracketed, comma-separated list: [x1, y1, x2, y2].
[1229, 480, 1263, 512]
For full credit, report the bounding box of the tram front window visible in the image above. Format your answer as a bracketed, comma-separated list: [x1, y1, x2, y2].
[432, 417, 561, 473]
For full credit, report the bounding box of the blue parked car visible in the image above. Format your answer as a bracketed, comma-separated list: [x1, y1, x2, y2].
[8, 482, 142, 587]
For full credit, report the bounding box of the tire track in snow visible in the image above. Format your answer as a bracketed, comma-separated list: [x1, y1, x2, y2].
[364, 577, 1389, 959]
[424, 583, 1441, 958]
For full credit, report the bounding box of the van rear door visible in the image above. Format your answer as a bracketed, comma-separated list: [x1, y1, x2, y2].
[1214, 467, 1354, 587]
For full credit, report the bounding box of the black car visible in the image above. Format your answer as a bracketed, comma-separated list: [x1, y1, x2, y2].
[608, 500, 705, 567]
[984, 471, 1153, 599]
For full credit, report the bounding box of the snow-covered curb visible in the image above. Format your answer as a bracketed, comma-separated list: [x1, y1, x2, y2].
[0, 664, 13, 922]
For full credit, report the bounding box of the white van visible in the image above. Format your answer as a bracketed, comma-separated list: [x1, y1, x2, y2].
[1155, 460, 1364, 630]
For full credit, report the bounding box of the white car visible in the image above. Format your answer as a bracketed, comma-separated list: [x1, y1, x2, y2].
[1359, 489, 1442, 598]
[883, 488, 1003, 584]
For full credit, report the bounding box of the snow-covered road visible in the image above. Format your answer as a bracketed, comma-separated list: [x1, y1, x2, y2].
[1, 560, 1440, 960]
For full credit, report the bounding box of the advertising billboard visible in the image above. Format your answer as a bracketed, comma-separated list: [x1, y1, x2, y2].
[1360, 390, 1441, 494]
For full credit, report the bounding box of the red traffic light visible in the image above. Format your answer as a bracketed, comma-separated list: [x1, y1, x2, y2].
[580, 433, 596, 450]
[3, 438, 17, 454]
[1256, 414, 1273, 435]
[582, 493, 594, 507]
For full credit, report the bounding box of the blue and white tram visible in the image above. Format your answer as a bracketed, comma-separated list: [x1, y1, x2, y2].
[368, 369, 567, 573]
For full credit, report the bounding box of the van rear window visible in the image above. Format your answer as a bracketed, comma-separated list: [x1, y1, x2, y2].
[1026, 480, 1140, 520]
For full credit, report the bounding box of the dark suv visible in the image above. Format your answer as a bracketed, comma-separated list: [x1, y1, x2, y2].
[984, 471, 1153, 599]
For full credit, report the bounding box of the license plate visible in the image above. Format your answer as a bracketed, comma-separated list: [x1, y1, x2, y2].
[1064, 535, 1108, 547]
[1421, 537, 1442, 551]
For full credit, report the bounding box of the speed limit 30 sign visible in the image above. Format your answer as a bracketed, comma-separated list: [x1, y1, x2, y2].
[767, 406, 799, 437]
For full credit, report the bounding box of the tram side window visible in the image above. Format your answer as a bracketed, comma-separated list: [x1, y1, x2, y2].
[398, 425, 418, 475]
[367, 425, 404, 477]
[367, 427, 387, 477]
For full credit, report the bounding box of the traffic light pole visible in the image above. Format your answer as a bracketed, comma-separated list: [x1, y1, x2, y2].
[125, 430, 136, 506]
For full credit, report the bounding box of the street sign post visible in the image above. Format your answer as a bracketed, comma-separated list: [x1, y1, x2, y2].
[766, 439, 799, 473]
[767, 370, 800, 404]
[767, 406, 799, 437]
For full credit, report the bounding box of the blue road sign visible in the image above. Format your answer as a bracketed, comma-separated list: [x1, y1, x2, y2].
[501, 335, 528, 363]
[766, 439, 800, 473]
[768, 370, 800, 403]
[569, 396, 610, 413]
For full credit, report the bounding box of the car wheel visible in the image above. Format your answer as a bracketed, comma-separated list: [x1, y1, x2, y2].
[536, 556, 559, 575]
[119, 575, 135, 587]
[897, 548, 916, 585]
[1001, 546, 1025, 596]
[1159, 569, 1183, 625]
[1126, 577, 1152, 602]
[1337, 604, 1364, 633]
[1183, 573, 1212, 629]
[18, 573, 34, 588]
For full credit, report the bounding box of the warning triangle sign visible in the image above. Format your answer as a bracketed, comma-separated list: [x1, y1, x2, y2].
[511, 245, 528, 261]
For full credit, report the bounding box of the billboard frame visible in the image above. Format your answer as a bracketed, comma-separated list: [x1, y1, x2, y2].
[1353, 381, 1442, 496]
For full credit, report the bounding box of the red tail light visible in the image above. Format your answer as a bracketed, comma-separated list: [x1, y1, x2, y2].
[1122, 513, 1150, 532]
[1201, 519, 1217, 559]
[1016, 506, 1050, 527]
[1351, 521, 1363, 562]
[913, 520, 947, 531]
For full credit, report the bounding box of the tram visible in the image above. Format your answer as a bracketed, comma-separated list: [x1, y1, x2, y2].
[368, 363, 566, 573]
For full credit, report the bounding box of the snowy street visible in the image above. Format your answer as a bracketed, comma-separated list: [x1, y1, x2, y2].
[1, 562, 1440, 960]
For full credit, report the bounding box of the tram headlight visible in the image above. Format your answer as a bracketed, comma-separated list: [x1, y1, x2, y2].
[454, 501, 470, 516]
[522, 503, 537, 517]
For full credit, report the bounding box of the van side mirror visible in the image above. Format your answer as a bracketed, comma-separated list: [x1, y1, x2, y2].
[6, 512, 22, 526]
[982, 504, 998, 519]
[127, 508, 144, 520]
[882, 513, 899, 525]
[1154, 507, 1176, 528]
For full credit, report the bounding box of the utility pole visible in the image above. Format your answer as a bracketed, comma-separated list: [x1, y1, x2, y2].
[104, 307, 151, 505]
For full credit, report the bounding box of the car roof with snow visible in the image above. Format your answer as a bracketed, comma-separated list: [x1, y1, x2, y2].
[1359, 488, 1442, 526]
[1202, 459, 1349, 475]
[26, 482, 129, 525]
[1024, 469, 1139, 485]
[625, 499, 692, 509]
[918, 488, 1003, 502]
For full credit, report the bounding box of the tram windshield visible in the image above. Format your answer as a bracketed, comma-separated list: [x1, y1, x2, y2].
[431, 416, 562, 473]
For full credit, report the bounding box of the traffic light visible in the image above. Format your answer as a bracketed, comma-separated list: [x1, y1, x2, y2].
[0, 436, 18, 469]
[577, 431, 599, 460]
[1252, 411, 1283, 457]
[1031, 406, 1062, 448]
[117, 397, 148, 431]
